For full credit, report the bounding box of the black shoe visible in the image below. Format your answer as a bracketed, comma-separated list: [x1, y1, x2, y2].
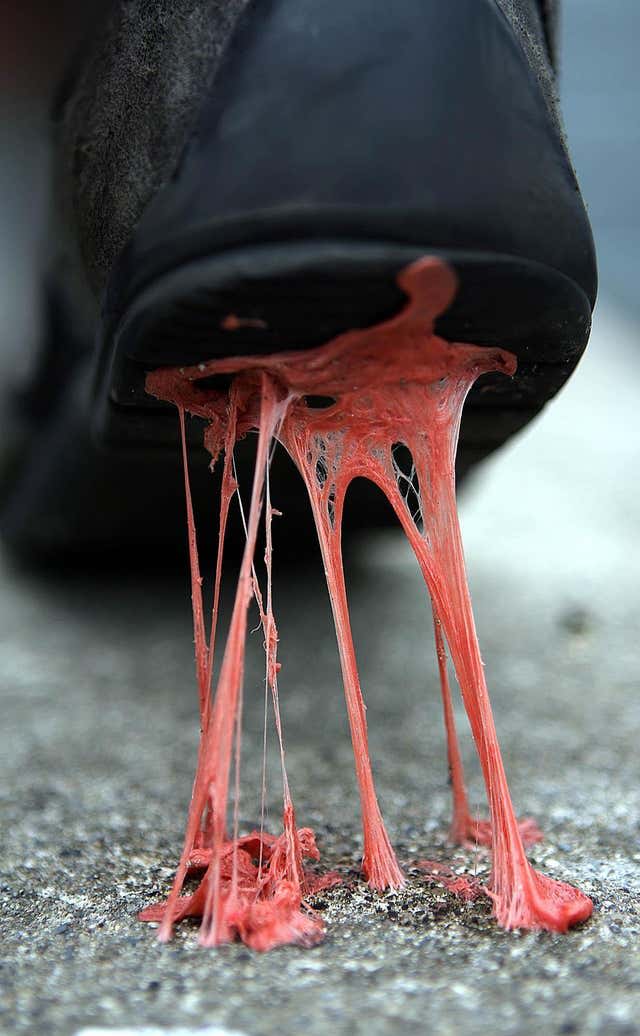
[0, 0, 596, 557]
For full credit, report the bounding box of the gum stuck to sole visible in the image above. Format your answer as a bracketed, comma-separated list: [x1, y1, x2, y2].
[142, 256, 593, 949]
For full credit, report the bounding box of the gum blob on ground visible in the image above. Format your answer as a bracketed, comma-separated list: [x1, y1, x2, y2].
[143, 257, 593, 949]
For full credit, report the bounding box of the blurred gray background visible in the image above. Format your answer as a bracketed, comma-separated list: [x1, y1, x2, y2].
[1, 3, 639, 1035]
[561, 0, 639, 313]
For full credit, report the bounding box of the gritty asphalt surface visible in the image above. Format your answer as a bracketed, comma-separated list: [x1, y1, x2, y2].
[1, 301, 639, 1036]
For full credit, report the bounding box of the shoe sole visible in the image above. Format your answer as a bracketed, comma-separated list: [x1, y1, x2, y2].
[0, 240, 591, 558]
[96, 239, 592, 476]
